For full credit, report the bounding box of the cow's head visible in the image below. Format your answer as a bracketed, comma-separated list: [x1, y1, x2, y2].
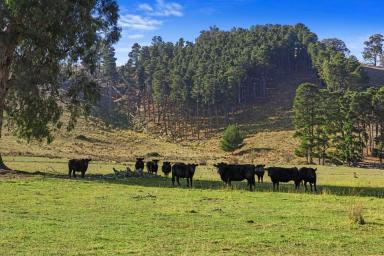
[153, 159, 159, 163]
[188, 164, 198, 174]
[255, 164, 265, 171]
[214, 162, 226, 168]
[84, 159, 92, 163]
[308, 168, 317, 178]
[163, 161, 171, 166]
[214, 163, 227, 175]
[136, 158, 144, 162]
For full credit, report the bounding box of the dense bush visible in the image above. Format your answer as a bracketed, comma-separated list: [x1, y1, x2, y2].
[220, 124, 244, 152]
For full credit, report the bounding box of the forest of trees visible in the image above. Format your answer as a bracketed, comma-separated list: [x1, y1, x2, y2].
[293, 32, 384, 165]
[294, 83, 384, 166]
[98, 23, 369, 140]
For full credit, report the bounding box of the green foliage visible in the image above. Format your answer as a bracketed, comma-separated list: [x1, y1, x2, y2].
[294, 84, 384, 165]
[220, 124, 244, 152]
[293, 83, 321, 163]
[0, 0, 121, 143]
[102, 45, 118, 82]
[120, 24, 318, 124]
[308, 40, 366, 92]
[363, 34, 384, 66]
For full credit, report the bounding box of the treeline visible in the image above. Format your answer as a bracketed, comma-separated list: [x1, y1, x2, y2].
[294, 84, 384, 165]
[110, 24, 321, 138]
[97, 23, 372, 143]
[293, 33, 384, 165]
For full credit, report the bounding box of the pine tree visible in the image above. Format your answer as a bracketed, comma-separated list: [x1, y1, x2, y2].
[220, 124, 244, 152]
[102, 45, 118, 82]
[293, 83, 321, 164]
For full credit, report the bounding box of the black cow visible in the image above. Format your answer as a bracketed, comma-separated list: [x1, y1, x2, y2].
[135, 158, 144, 171]
[255, 164, 265, 183]
[68, 159, 91, 178]
[299, 167, 317, 192]
[172, 163, 198, 187]
[162, 162, 172, 176]
[146, 160, 159, 174]
[266, 167, 300, 190]
[214, 163, 256, 191]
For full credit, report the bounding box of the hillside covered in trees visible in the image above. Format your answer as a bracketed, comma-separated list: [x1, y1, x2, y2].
[96, 23, 368, 140]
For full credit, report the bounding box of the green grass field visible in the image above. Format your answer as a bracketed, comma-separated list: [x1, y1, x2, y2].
[1, 157, 384, 255]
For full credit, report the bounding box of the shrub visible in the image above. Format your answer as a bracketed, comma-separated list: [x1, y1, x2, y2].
[348, 203, 365, 225]
[220, 124, 244, 152]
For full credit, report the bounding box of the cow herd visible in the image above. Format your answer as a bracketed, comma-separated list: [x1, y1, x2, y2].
[68, 158, 317, 192]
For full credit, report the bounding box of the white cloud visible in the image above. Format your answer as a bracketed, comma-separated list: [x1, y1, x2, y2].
[119, 14, 162, 30]
[138, 3, 154, 13]
[139, 0, 183, 17]
[127, 34, 145, 40]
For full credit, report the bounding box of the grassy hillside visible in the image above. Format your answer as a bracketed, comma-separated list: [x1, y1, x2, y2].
[0, 118, 299, 165]
[1, 159, 384, 255]
[1, 72, 315, 165]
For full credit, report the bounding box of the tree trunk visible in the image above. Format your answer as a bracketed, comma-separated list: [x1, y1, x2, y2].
[0, 68, 10, 170]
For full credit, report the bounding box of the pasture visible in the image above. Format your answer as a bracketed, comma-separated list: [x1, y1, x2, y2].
[1, 156, 384, 255]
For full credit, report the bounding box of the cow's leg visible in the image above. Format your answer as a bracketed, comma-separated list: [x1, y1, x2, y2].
[68, 169, 72, 178]
[277, 182, 279, 191]
[190, 178, 193, 188]
[304, 182, 308, 191]
[310, 183, 313, 192]
[186, 178, 190, 187]
[172, 175, 175, 186]
[73, 171, 77, 178]
[314, 182, 317, 192]
[177, 176, 181, 186]
[81, 171, 85, 178]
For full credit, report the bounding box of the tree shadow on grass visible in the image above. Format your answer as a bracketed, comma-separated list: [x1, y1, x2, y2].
[4, 169, 384, 199]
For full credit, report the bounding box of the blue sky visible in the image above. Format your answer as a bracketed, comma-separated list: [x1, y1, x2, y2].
[115, 0, 384, 66]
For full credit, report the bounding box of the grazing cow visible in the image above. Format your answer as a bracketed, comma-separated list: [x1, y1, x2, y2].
[146, 160, 159, 174]
[266, 167, 300, 191]
[255, 164, 265, 183]
[135, 158, 144, 171]
[172, 163, 198, 187]
[299, 167, 317, 192]
[162, 162, 172, 176]
[68, 159, 91, 178]
[214, 163, 256, 191]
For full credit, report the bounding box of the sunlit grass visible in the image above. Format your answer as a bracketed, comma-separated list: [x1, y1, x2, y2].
[1, 157, 384, 255]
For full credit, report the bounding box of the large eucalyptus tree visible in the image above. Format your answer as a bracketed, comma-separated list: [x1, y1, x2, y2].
[0, 0, 120, 169]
